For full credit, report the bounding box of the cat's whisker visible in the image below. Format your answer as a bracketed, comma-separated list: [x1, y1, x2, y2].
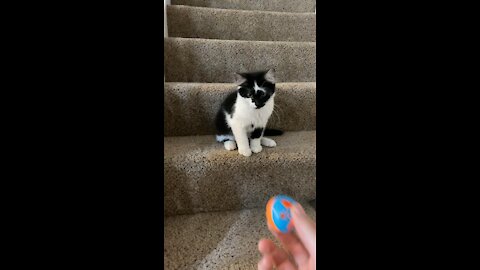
[272, 104, 282, 124]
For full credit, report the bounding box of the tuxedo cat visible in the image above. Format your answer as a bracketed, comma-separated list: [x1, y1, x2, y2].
[215, 69, 283, 157]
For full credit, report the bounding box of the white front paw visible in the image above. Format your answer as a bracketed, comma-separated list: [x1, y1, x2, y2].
[238, 147, 252, 157]
[251, 144, 263, 153]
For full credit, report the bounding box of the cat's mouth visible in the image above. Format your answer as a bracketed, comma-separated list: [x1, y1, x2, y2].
[249, 99, 265, 109]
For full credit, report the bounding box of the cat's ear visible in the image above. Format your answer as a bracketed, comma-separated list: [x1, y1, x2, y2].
[264, 68, 276, 84]
[234, 73, 247, 85]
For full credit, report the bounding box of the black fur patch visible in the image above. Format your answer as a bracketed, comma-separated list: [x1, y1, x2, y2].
[251, 128, 264, 139]
[222, 91, 237, 115]
[215, 91, 237, 136]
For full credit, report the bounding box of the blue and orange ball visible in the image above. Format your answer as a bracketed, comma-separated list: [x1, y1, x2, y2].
[266, 195, 298, 234]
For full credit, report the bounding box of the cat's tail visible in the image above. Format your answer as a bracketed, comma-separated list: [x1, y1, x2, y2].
[264, 129, 283, 136]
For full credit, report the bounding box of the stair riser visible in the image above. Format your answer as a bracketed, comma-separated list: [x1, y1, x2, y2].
[167, 5, 316, 42]
[171, 0, 316, 13]
[164, 83, 316, 136]
[164, 38, 316, 83]
[164, 131, 316, 216]
[165, 160, 316, 216]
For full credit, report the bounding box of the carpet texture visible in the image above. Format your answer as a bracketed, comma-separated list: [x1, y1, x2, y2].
[164, 37, 316, 83]
[164, 205, 316, 270]
[164, 1, 316, 269]
[164, 82, 316, 136]
[164, 131, 316, 216]
[168, 5, 316, 42]
[171, 0, 316, 13]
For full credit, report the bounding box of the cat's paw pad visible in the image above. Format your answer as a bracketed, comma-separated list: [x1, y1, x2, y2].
[261, 137, 277, 147]
[238, 148, 252, 157]
[251, 144, 263, 153]
[224, 141, 237, 151]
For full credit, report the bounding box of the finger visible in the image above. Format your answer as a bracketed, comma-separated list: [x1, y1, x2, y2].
[272, 231, 309, 266]
[266, 218, 309, 266]
[258, 254, 274, 270]
[291, 204, 316, 254]
[277, 259, 297, 270]
[258, 239, 290, 265]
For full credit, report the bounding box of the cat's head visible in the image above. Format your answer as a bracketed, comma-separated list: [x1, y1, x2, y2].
[234, 69, 276, 109]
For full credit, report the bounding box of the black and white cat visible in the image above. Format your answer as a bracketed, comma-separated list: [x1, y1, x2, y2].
[215, 69, 283, 157]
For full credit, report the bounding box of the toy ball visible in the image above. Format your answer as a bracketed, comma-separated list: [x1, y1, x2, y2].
[266, 195, 298, 234]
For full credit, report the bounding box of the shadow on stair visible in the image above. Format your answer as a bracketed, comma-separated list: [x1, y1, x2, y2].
[164, 166, 243, 269]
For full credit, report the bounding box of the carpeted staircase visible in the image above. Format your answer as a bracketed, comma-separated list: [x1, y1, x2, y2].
[164, 0, 316, 269]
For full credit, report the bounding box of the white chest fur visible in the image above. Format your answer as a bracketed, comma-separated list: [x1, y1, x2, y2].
[226, 93, 275, 130]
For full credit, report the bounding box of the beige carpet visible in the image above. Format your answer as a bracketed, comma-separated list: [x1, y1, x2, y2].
[164, 205, 316, 270]
[164, 131, 316, 216]
[168, 5, 316, 42]
[164, 82, 316, 136]
[164, 38, 316, 83]
[171, 0, 316, 13]
[164, 1, 316, 269]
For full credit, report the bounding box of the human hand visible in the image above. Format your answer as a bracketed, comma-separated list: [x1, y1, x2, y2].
[258, 203, 316, 270]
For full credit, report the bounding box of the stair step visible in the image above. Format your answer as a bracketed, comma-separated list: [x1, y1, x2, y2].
[164, 82, 316, 136]
[171, 0, 316, 13]
[164, 131, 316, 216]
[164, 37, 316, 83]
[167, 5, 316, 42]
[164, 204, 316, 270]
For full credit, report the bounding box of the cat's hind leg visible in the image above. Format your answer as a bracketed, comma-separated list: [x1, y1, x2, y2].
[261, 137, 277, 147]
[216, 134, 237, 151]
[224, 140, 237, 151]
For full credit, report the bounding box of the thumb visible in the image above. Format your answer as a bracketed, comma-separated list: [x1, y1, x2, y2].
[291, 203, 316, 255]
